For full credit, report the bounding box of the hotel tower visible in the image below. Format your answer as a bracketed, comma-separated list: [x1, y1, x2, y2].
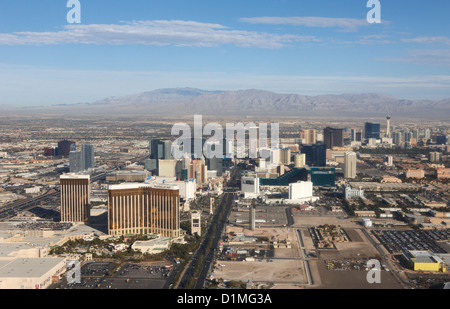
[107, 183, 180, 237]
[60, 174, 91, 223]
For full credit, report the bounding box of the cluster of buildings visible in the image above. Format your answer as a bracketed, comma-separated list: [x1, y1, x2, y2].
[60, 174, 182, 238]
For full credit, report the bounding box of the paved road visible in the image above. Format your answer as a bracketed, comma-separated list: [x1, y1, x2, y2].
[296, 229, 313, 285]
[0, 172, 107, 221]
[177, 165, 242, 289]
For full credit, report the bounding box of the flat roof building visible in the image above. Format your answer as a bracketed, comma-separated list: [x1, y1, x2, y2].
[0, 258, 66, 289]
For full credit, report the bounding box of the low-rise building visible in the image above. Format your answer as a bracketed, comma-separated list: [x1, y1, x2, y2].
[405, 169, 425, 179]
[0, 258, 67, 289]
[436, 168, 450, 180]
[402, 250, 447, 272]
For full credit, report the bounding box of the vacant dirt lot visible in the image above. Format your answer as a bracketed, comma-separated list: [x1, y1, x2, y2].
[213, 259, 307, 285]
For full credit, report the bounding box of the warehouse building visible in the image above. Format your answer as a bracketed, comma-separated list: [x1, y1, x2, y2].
[402, 250, 447, 272]
[0, 258, 66, 289]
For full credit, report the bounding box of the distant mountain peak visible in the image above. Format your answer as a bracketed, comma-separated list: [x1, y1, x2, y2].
[17, 88, 450, 119]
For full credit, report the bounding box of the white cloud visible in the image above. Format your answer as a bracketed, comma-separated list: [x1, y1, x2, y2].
[0, 20, 318, 48]
[401, 36, 450, 45]
[380, 49, 450, 68]
[240, 16, 372, 32]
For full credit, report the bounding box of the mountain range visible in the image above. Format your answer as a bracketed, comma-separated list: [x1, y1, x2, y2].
[14, 88, 450, 119]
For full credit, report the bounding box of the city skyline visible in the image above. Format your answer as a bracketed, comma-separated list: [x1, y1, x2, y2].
[0, 1, 449, 293]
[0, 0, 449, 107]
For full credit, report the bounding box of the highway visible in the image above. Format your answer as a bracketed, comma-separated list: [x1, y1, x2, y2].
[0, 190, 60, 221]
[0, 154, 148, 222]
[177, 165, 242, 289]
[0, 172, 107, 222]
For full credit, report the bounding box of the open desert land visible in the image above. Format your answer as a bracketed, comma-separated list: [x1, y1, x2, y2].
[218, 226, 309, 288]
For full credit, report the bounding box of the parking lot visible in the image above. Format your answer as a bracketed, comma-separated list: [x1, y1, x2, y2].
[56, 261, 178, 289]
[372, 230, 450, 254]
[229, 205, 288, 227]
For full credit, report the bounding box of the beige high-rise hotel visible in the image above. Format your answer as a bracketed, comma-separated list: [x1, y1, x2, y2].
[107, 183, 180, 237]
[60, 174, 91, 223]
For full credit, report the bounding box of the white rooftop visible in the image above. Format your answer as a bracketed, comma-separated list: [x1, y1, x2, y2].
[0, 258, 65, 278]
[109, 183, 179, 191]
[60, 174, 90, 180]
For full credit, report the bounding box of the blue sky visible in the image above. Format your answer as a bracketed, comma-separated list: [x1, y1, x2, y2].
[0, 0, 449, 106]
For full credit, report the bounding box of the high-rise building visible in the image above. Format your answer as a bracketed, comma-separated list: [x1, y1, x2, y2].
[436, 135, 447, 145]
[350, 128, 362, 142]
[150, 139, 173, 160]
[107, 183, 180, 237]
[206, 157, 223, 177]
[412, 129, 420, 141]
[344, 152, 357, 179]
[60, 174, 90, 223]
[58, 140, 76, 158]
[393, 132, 403, 146]
[69, 144, 95, 173]
[294, 153, 306, 168]
[279, 148, 291, 165]
[430, 152, 441, 163]
[82, 144, 95, 170]
[190, 159, 207, 184]
[385, 156, 394, 167]
[299, 129, 316, 145]
[69, 151, 83, 173]
[158, 159, 181, 178]
[301, 144, 327, 166]
[323, 127, 344, 149]
[364, 123, 381, 140]
[145, 159, 158, 172]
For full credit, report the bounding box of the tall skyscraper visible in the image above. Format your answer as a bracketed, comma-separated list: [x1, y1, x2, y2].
[344, 152, 357, 179]
[412, 129, 420, 141]
[69, 151, 83, 173]
[206, 157, 223, 176]
[60, 174, 91, 223]
[299, 129, 317, 145]
[301, 144, 327, 167]
[58, 140, 76, 158]
[323, 127, 344, 149]
[364, 123, 381, 140]
[150, 139, 173, 160]
[69, 144, 95, 173]
[82, 144, 95, 170]
[279, 148, 291, 165]
[107, 183, 180, 237]
[436, 135, 447, 145]
[393, 131, 403, 145]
